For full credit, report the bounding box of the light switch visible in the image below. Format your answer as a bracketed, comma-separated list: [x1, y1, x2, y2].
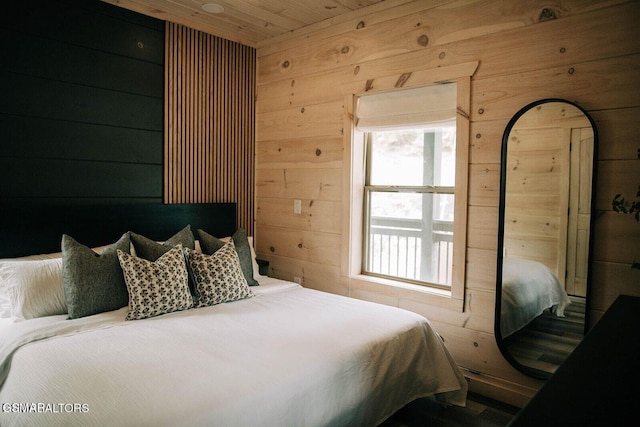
[294, 199, 302, 214]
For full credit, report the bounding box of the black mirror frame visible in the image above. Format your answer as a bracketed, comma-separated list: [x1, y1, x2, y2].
[494, 98, 598, 379]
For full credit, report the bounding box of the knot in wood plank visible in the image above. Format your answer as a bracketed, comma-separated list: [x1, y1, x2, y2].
[538, 8, 558, 22]
[417, 34, 429, 47]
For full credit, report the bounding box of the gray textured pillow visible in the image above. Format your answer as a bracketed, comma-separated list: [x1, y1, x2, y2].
[117, 245, 193, 321]
[62, 233, 131, 319]
[130, 225, 195, 261]
[197, 228, 259, 286]
[185, 242, 253, 308]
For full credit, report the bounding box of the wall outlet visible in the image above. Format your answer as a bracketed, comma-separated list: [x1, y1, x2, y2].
[293, 199, 302, 214]
[293, 276, 302, 285]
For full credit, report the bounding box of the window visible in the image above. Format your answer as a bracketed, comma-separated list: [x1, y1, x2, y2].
[364, 126, 456, 288]
[350, 81, 468, 300]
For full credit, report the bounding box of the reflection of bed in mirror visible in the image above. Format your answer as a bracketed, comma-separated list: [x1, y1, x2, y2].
[500, 257, 571, 339]
[495, 99, 596, 379]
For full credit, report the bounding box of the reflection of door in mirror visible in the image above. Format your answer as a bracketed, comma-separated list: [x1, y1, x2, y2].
[566, 127, 594, 297]
[496, 100, 596, 379]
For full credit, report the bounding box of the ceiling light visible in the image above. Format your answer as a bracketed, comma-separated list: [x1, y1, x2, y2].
[202, 3, 225, 14]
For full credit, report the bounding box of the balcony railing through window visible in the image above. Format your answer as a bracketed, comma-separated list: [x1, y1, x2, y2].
[366, 217, 453, 286]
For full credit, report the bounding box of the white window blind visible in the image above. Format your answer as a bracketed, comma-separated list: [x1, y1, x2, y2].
[355, 83, 457, 131]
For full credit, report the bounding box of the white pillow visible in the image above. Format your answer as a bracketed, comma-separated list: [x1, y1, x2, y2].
[0, 251, 63, 261]
[0, 244, 115, 320]
[248, 237, 263, 278]
[0, 292, 11, 318]
[0, 243, 112, 262]
[0, 253, 61, 319]
[0, 258, 66, 321]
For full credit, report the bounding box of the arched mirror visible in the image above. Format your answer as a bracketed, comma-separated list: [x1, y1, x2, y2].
[495, 99, 597, 379]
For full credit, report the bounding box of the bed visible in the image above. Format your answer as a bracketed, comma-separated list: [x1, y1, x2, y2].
[500, 257, 572, 338]
[0, 202, 467, 427]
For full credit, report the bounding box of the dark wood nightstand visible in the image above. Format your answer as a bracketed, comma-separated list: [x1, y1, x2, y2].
[508, 294, 640, 426]
[256, 258, 269, 276]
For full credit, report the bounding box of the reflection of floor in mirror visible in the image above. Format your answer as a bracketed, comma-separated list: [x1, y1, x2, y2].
[505, 296, 585, 375]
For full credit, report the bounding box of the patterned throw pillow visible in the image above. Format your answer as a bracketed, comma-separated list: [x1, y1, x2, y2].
[186, 241, 254, 308]
[117, 245, 193, 321]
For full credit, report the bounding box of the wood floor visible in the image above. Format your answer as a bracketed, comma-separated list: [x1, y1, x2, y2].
[503, 296, 585, 376]
[379, 392, 519, 427]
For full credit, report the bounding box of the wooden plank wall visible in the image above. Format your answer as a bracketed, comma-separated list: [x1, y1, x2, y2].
[503, 105, 574, 284]
[164, 23, 256, 234]
[0, 0, 164, 205]
[255, 0, 640, 406]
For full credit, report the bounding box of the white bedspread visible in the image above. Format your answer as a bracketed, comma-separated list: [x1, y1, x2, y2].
[0, 281, 466, 427]
[501, 258, 571, 338]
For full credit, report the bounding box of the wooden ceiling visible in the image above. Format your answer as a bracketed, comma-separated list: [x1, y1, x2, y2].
[101, 0, 388, 47]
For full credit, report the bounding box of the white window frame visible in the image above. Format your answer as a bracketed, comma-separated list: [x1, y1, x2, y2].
[344, 71, 473, 312]
[363, 129, 455, 289]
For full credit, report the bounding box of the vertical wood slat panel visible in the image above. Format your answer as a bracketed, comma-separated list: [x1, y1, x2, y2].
[164, 22, 256, 234]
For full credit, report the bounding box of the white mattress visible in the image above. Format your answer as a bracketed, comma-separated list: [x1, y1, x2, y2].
[0, 280, 466, 427]
[501, 257, 571, 338]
